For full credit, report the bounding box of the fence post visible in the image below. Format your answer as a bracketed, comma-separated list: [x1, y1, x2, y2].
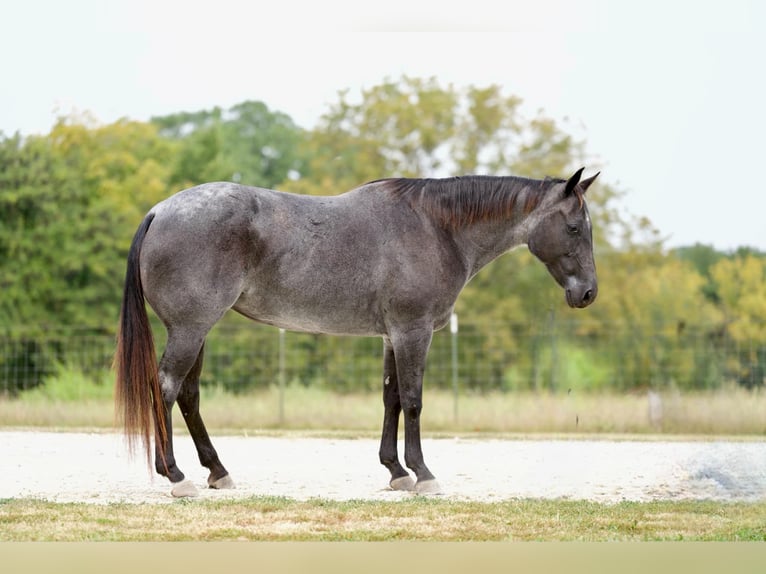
[278, 328, 286, 425]
[548, 308, 557, 392]
[450, 312, 459, 424]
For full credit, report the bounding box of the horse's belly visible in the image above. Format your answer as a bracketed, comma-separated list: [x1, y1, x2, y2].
[232, 291, 384, 337]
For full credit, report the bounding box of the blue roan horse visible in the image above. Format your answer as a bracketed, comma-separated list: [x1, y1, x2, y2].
[115, 168, 599, 497]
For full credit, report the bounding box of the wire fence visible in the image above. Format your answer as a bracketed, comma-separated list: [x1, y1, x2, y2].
[1, 316, 764, 396]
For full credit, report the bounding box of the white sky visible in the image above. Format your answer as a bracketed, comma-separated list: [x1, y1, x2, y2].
[3, 0, 765, 251]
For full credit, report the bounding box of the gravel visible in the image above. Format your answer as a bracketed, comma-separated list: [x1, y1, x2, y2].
[2, 431, 765, 504]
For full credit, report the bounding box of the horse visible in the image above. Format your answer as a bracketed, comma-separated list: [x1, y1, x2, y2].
[115, 167, 599, 497]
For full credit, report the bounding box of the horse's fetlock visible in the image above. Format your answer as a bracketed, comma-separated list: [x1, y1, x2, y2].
[379, 450, 397, 466]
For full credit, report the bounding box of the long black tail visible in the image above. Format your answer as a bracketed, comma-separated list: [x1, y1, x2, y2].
[114, 212, 166, 467]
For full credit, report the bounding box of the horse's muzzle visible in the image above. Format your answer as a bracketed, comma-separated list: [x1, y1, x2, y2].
[565, 283, 598, 309]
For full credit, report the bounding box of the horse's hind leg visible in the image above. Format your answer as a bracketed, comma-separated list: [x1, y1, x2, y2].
[378, 339, 415, 491]
[154, 326, 209, 495]
[176, 343, 234, 490]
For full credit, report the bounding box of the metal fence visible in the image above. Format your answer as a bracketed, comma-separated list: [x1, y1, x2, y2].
[1, 317, 764, 396]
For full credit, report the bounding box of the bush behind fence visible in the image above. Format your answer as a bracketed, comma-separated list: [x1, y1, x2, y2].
[1, 318, 764, 396]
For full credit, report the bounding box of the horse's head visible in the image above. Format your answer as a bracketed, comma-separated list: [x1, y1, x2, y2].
[528, 168, 599, 309]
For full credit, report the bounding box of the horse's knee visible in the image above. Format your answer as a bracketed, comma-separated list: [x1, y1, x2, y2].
[402, 400, 422, 420]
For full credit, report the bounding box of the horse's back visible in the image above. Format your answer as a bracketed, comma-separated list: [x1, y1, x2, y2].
[139, 182, 387, 333]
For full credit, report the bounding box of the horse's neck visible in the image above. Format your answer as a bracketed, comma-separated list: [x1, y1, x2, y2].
[454, 210, 541, 278]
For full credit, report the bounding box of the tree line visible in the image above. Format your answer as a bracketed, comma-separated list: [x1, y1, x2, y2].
[1, 77, 763, 393]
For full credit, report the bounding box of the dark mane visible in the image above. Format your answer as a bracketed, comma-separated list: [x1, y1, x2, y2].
[374, 175, 563, 228]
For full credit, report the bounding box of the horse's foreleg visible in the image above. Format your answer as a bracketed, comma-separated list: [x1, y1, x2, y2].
[378, 339, 415, 491]
[176, 344, 233, 490]
[390, 325, 441, 494]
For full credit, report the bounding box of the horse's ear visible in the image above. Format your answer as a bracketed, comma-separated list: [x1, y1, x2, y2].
[578, 171, 600, 194]
[564, 167, 585, 197]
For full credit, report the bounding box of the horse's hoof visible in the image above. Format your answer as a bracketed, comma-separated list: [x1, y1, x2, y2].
[415, 479, 442, 495]
[208, 474, 235, 489]
[390, 475, 416, 491]
[171, 480, 199, 498]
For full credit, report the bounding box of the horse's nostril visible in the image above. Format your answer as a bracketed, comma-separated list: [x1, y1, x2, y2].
[583, 289, 593, 303]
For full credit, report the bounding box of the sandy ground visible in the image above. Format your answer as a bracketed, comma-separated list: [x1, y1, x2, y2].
[2, 431, 765, 504]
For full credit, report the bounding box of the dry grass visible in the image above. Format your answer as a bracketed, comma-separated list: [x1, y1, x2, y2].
[1, 496, 765, 541]
[1, 386, 764, 437]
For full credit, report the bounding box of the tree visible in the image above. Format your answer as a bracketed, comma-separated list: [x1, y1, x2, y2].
[595, 256, 723, 388]
[283, 77, 456, 196]
[711, 256, 766, 343]
[710, 255, 766, 388]
[0, 116, 176, 333]
[152, 100, 305, 189]
[0, 131, 65, 332]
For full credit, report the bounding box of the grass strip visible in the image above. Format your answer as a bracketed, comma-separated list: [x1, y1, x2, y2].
[2, 496, 765, 541]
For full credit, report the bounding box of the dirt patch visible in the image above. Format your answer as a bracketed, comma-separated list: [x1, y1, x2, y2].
[2, 431, 765, 504]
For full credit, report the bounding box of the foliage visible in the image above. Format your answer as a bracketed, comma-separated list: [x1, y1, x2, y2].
[23, 361, 114, 401]
[0, 117, 174, 334]
[711, 255, 766, 343]
[0, 77, 763, 394]
[710, 255, 766, 388]
[152, 100, 305, 189]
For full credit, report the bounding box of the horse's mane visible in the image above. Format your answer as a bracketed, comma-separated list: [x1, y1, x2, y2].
[373, 175, 564, 228]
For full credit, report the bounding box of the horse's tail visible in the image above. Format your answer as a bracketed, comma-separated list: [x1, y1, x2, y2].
[114, 212, 167, 468]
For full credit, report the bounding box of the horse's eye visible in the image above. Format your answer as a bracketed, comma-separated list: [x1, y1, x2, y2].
[567, 224, 580, 235]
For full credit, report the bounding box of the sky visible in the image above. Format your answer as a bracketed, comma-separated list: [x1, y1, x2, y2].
[2, 0, 765, 251]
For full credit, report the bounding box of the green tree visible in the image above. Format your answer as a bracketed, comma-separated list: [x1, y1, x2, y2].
[284, 77, 458, 195]
[710, 255, 766, 388]
[673, 243, 726, 303]
[0, 116, 175, 333]
[152, 100, 305, 189]
[593, 255, 722, 389]
[0, 131, 65, 332]
[711, 255, 766, 343]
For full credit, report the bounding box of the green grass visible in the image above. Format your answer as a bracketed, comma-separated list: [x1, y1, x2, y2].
[1, 496, 765, 541]
[20, 363, 115, 402]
